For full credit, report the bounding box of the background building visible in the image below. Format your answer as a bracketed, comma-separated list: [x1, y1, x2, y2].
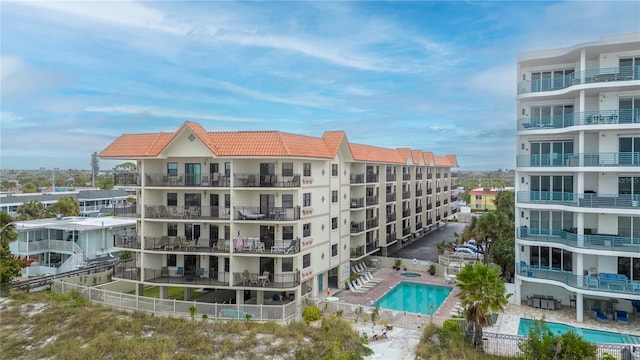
[100, 122, 457, 304]
[514, 33, 640, 322]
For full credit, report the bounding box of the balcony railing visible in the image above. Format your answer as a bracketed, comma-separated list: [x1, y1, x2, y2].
[436, 173, 441, 178]
[234, 238, 300, 255]
[415, 189, 423, 197]
[444, 186, 449, 191]
[144, 236, 231, 253]
[366, 173, 379, 183]
[351, 173, 364, 184]
[427, 188, 433, 195]
[402, 173, 411, 181]
[451, 208, 458, 214]
[144, 205, 232, 220]
[427, 219, 433, 226]
[517, 263, 640, 296]
[443, 212, 448, 218]
[351, 221, 365, 234]
[518, 65, 640, 94]
[517, 152, 640, 167]
[402, 209, 411, 218]
[427, 173, 433, 179]
[436, 215, 441, 222]
[517, 227, 640, 252]
[366, 217, 379, 228]
[444, 173, 449, 178]
[366, 240, 379, 253]
[517, 109, 640, 131]
[386, 213, 396, 222]
[416, 222, 422, 230]
[386, 232, 397, 242]
[444, 199, 448, 205]
[114, 234, 140, 249]
[402, 227, 411, 236]
[415, 205, 423, 213]
[233, 206, 301, 221]
[143, 268, 231, 286]
[386, 193, 396, 202]
[143, 173, 231, 187]
[416, 173, 423, 180]
[113, 172, 140, 186]
[233, 173, 301, 188]
[436, 187, 441, 193]
[350, 197, 365, 209]
[386, 173, 396, 182]
[402, 191, 411, 199]
[450, 195, 458, 201]
[113, 264, 141, 281]
[427, 203, 433, 210]
[232, 271, 300, 288]
[366, 195, 379, 206]
[350, 245, 365, 258]
[517, 191, 640, 209]
[436, 201, 441, 207]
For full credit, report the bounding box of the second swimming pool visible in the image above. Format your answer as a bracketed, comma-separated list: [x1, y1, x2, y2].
[518, 318, 640, 344]
[373, 282, 452, 315]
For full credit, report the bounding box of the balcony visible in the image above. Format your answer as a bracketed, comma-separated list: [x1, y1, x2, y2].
[444, 186, 449, 191]
[386, 232, 397, 242]
[366, 173, 379, 183]
[517, 264, 640, 296]
[386, 173, 396, 182]
[143, 173, 231, 187]
[402, 173, 411, 181]
[114, 234, 140, 249]
[350, 245, 365, 258]
[517, 152, 640, 167]
[436, 187, 441, 193]
[402, 191, 411, 200]
[416, 222, 422, 230]
[427, 173, 433, 179]
[386, 213, 396, 222]
[517, 191, 640, 210]
[232, 271, 300, 288]
[416, 173, 423, 180]
[436, 215, 441, 222]
[366, 195, 379, 206]
[234, 206, 301, 221]
[113, 172, 140, 186]
[444, 173, 449, 178]
[443, 212, 448, 218]
[351, 173, 365, 184]
[234, 238, 301, 255]
[402, 208, 411, 218]
[142, 268, 232, 285]
[427, 188, 433, 195]
[366, 217, 379, 228]
[517, 227, 640, 252]
[444, 199, 448, 205]
[144, 205, 232, 220]
[517, 109, 640, 131]
[450, 195, 458, 202]
[436, 201, 441, 207]
[350, 197, 365, 209]
[144, 236, 231, 253]
[386, 193, 396, 202]
[415, 205, 423, 213]
[518, 65, 640, 95]
[451, 208, 458, 214]
[415, 189, 423, 197]
[427, 203, 433, 210]
[402, 227, 411, 236]
[436, 173, 441, 179]
[233, 173, 301, 188]
[113, 264, 141, 281]
[113, 206, 140, 218]
[351, 221, 365, 234]
[427, 219, 433, 226]
[366, 240, 379, 253]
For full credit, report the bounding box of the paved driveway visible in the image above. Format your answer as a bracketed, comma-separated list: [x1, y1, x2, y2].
[388, 222, 467, 262]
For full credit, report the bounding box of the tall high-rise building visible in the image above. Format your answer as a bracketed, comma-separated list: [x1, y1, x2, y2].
[514, 34, 640, 321]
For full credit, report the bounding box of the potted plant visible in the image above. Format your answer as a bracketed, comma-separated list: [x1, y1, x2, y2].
[394, 259, 402, 270]
[428, 264, 436, 276]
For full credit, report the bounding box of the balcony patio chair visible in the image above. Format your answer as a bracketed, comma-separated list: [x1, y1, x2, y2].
[176, 266, 184, 277]
[188, 206, 200, 219]
[593, 308, 610, 322]
[260, 271, 270, 286]
[615, 310, 629, 324]
[238, 208, 266, 220]
[196, 268, 205, 278]
[249, 273, 259, 286]
[201, 175, 210, 186]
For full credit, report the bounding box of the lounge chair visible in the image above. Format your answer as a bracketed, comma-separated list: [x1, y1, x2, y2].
[349, 284, 366, 294]
[351, 280, 369, 292]
[359, 276, 378, 288]
[238, 208, 266, 220]
[356, 277, 376, 288]
[593, 308, 610, 322]
[364, 272, 383, 283]
[616, 310, 629, 324]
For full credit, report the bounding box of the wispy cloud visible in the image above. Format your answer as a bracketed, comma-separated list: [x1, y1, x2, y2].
[84, 105, 261, 123]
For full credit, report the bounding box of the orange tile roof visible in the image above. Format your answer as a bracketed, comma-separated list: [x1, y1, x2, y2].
[469, 188, 498, 195]
[445, 155, 459, 167]
[100, 121, 457, 166]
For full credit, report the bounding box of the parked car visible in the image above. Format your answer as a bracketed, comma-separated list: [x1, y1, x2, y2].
[467, 239, 482, 250]
[454, 247, 479, 258]
[453, 243, 483, 254]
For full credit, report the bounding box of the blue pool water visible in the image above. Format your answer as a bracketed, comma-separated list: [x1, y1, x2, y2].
[400, 272, 422, 278]
[518, 318, 640, 344]
[373, 282, 452, 315]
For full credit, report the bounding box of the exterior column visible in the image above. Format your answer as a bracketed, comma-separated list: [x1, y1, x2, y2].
[576, 214, 584, 247]
[576, 253, 584, 288]
[579, 90, 585, 125]
[257, 290, 264, 305]
[576, 293, 584, 322]
[183, 287, 192, 301]
[160, 286, 168, 299]
[236, 289, 244, 304]
[135, 283, 144, 296]
[580, 50, 586, 82]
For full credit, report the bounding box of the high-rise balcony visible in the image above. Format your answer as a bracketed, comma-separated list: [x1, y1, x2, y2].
[436, 187, 441, 193]
[427, 203, 433, 210]
[139, 268, 232, 286]
[350, 197, 365, 209]
[386, 212, 396, 222]
[386, 193, 396, 202]
[113, 172, 140, 186]
[402, 209, 411, 218]
[517, 152, 640, 167]
[233, 173, 300, 188]
[416, 173, 423, 180]
[386, 232, 396, 242]
[386, 173, 397, 182]
[366, 240, 379, 253]
[427, 173, 433, 179]
[436, 201, 441, 207]
[444, 186, 449, 191]
[351, 221, 365, 234]
[142, 173, 231, 187]
[427, 188, 433, 195]
[517, 227, 640, 252]
[366, 217, 379, 228]
[517, 191, 640, 209]
[402, 191, 411, 199]
[366, 195, 379, 206]
[402, 173, 411, 181]
[402, 227, 411, 236]
[114, 233, 140, 249]
[518, 109, 640, 131]
[435, 215, 441, 222]
[231, 271, 300, 288]
[518, 65, 640, 94]
[366, 173, 379, 183]
[351, 173, 365, 184]
[415, 189, 423, 197]
[234, 206, 301, 221]
[144, 205, 233, 220]
[436, 173, 441, 179]
[415, 205, 423, 213]
[415, 222, 422, 230]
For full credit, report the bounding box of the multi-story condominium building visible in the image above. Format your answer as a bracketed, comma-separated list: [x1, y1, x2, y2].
[100, 122, 457, 304]
[514, 34, 640, 322]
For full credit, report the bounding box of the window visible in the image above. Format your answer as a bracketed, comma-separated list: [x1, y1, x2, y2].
[331, 217, 338, 230]
[282, 162, 294, 177]
[168, 223, 178, 236]
[167, 162, 178, 176]
[167, 254, 177, 267]
[475, 195, 482, 200]
[530, 105, 574, 127]
[618, 257, 640, 281]
[619, 57, 640, 80]
[184, 193, 201, 208]
[303, 162, 311, 176]
[303, 223, 311, 237]
[282, 226, 294, 240]
[332, 164, 338, 176]
[332, 244, 338, 257]
[303, 254, 311, 268]
[619, 96, 640, 124]
[167, 193, 177, 206]
[530, 69, 574, 92]
[331, 190, 338, 203]
[224, 162, 231, 177]
[282, 194, 293, 209]
[282, 258, 293, 272]
[303, 193, 311, 207]
[529, 141, 574, 166]
[619, 136, 640, 165]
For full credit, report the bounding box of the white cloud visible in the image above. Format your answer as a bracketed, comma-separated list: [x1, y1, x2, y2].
[84, 105, 260, 123]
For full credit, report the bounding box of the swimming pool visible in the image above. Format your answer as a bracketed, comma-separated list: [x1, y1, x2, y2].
[518, 318, 640, 344]
[373, 282, 452, 315]
[400, 272, 422, 278]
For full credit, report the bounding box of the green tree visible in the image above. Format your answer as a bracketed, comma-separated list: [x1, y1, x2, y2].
[17, 200, 47, 220]
[456, 263, 510, 350]
[491, 238, 515, 280]
[113, 162, 137, 172]
[21, 182, 38, 193]
[519, 319, 596, 360]
[0, 211, 23, 292]
[47, 195, 80, 217]
[95, 176, 114, 190]
[1, 211, 18, 248]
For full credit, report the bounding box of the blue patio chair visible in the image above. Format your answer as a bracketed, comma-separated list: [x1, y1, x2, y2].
[196, 268, 205, 277]
[616, 310, 629, 324]
[176, 266, 184, 277]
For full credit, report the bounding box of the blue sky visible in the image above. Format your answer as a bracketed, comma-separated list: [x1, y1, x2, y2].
[1, 1, 638, 171]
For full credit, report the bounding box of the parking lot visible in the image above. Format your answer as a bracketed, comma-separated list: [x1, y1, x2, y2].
[388, 222, 467, 262]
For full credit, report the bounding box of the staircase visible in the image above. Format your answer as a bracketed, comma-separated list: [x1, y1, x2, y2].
[57, 243, 87, 274]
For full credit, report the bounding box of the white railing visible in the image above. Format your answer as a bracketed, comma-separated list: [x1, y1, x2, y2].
[51, 280, 300, 322]
[58, 253, 86, 273]
[18, 239, 82, 254]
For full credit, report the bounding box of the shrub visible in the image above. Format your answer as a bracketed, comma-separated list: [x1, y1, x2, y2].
[302, 305, 321, 322]
[439, 320, 463, 347]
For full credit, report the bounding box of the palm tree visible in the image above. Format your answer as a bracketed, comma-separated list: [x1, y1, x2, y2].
[456, 262, 511, 350]
[17, 200, 46, 220]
